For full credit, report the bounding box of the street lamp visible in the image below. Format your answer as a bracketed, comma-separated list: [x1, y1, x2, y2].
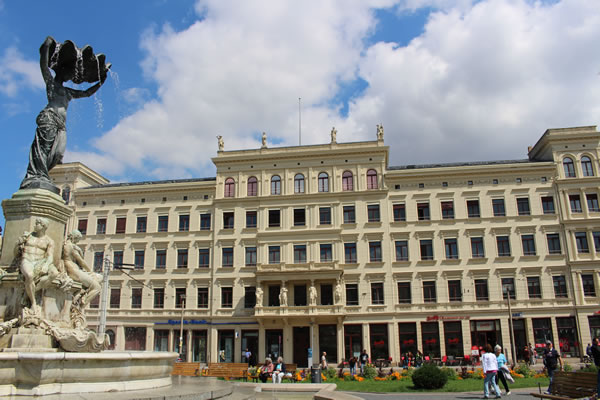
[179, 295, 186, 361]
[503, 285, 517, 364]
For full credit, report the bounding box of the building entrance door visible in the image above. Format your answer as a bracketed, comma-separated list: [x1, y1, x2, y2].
[293, 326, 310, 367]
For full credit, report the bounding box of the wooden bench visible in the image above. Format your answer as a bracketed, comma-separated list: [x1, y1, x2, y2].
[171, 362, 201, 376]
[531, 371, 597, 400]
[206, 362, 249, 380]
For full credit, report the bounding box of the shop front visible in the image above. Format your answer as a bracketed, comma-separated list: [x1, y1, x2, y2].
[398, 322, 417, 356]
[319, 325, 338, 364]
[218, 329, 235, 362]
[422, 322, 441, 358]
[265, 329, 283, 360]
[444, 321, 463, 357]
[192, 330, 208, 362]
[557, 317, 579, 357]
[370, 324, 389, 361]
[470, 319, 501, 351]
[532, 318, 553, 357]
[344, 324, 362, 360]
[589, 315, 600, 341]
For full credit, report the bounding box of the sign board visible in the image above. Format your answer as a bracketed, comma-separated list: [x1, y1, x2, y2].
[512, 312, 523, 317]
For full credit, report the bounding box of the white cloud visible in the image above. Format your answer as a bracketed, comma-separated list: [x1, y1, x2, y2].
[78, 0, 600, 181]
[0, 47, 43, 97]
[121, 87, 150, 105]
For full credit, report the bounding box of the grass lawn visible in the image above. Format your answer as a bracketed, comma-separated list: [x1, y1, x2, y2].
[332, 377, 550, 393]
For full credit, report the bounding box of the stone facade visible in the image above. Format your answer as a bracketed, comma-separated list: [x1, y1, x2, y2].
[49, 126, 600, 367]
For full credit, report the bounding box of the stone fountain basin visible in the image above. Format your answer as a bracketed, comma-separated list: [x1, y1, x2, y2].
[0, 351, 178, 396]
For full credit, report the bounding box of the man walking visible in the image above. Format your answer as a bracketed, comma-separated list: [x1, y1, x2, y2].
[543, 340, 562, 394]
[590, 337, 600, 398]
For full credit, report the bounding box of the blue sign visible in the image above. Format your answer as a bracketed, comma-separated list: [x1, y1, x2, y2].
[512, 312, 523, 317]
[308, 348, 312, 357]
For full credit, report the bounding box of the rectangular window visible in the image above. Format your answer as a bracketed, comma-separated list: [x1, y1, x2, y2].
[492, 199, 506, 217]
[517, 197, 531, 216]
[268, 209, 280, 227]
[496, 236, 511, 257]
[113, 251, 123, 267]
[136, 216, 147, 233]
[501, 277, 516, 299]
[521, 234, 537, 256]
[155, 249, 166, 269]
[78, 219, 88, 235]
[343, 205, 356, 223]
[582, 274, 596, 297]
[367, 204, 380, 222]
[553, 275, 568, 298]
[448, 280, 462, 302]
[344, 243, 357, 264]
[547, 233, 562, 254]
[131, 287, 142, 309]
[471, 237, 485, 258]
[371, 282, 384, 305]
[570, 195, 582, 213]
[96, 218, 107, 235]
[197, 287, 209, 308]
[319, 207, 332, 225]
[294, 245, 307, 263]
[221, 287, 233, 308]
[244, 287, 256, 308]
[527, 277, 541, 299]
[320, 244, 332, 262]
[575, 232, 590, 253]
[417, 202, 430, 221]
[245, 247, 257, 266]
[393, 204, 406, 222]
[445, 238, 458, 259]
[268, 246, 281, 264]
[134, 250, 145, 269]
[94, 251, 104, 272]
[345, 283, 359, 306]
[397, 282, 411, 304]
[153, 288, 164, 309]
[321, 284, 333, 305]
[467, 200, 480, 218]
[441, 201, 454, 219]
[245, 211, 257, 228]
[175, 288, 186, 308]
[294, 208, 306, 226]
[294, 285, 307, 306]
[395, 240, 409, 261]
[541, 196, 555, 214]
[177, 249, 188, 268]
[423, 281, 437, 303]
[200, 213, 211, 230]
[268, 285, 280, 306]
[222, 248, 233, 267]
[223, 212, 234, 229]
[110, 288, 121, 309]
[420, 239, 433, 260]
[198, 248, 210, 268]
[179, 214, 190, 231]
[157, 215, 168, 232]
[369, 241, 382, 262]
[475, 279, 489, 301]
[587, 193, 599, 212]
[594, 232, 600, 253]
[115, 217, 126, 234]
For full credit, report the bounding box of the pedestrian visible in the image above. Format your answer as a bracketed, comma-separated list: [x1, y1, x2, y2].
[586, 343, 593, 358]
[359, 349, 369, 374]
[523, 345, 531, 366]
[543, 340, 562, 394]
[349, 356, 357, 375]
[245, 348, 252, 366]
[589, 337, 600, 398]
[494, 345, 511, 395]
[320, 351, 328, 370]
[482, 344, 502, 399]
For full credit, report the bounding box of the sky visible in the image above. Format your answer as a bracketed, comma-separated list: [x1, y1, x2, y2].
[1, 0, 600, 230]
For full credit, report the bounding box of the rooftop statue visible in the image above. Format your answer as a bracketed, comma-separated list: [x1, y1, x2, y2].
[20, 36, 110, 194]
[217, 135, 224, 151]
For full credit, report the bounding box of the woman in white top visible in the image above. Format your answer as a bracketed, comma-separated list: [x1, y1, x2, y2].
[481, 344, 502, 399]
[321, 352, 328, 370]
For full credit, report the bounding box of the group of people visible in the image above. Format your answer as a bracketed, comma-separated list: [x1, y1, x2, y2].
[258, 357, 292, 383]
[400, 351, 424, 368]
[481, 344, 513, 399]
[346, 350, 370, 375]
[522, 342, 537, 365]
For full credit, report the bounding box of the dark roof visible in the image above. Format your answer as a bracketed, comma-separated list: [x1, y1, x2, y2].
[388, 159, 535, 170]
[83, 177, 216, 189]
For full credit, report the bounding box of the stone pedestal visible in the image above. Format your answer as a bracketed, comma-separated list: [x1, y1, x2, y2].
[1, 189, 72, 268]
[5, 327, 56, 352]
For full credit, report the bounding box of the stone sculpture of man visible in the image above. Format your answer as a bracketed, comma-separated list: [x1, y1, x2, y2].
[334, 281, 342, 304]
[217, 135, 224, 151]
[331, 127, 337, 143]
[309, 284, 317, 305]
[14, 217, 62, 311]
[279, 287, 288, 306]
[261, 132, 267, 148]
[255, 286, 263, 306]
[376, 124, 384, 141]
[20, 37, 108, 192]
[61, 230, 102, 308]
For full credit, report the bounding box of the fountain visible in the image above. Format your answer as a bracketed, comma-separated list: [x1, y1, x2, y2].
[0, 37, 177, 396]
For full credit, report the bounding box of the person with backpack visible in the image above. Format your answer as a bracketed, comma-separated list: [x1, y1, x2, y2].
[543, 341, 562, 394]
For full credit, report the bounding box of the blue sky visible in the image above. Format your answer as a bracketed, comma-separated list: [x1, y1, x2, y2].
[1, 0, 599, 230]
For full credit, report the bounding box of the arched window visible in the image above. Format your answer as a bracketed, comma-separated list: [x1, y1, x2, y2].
[581, 156, 594, 177]
[318, 172, 329, 192]
[61, 185, 71, 204]
[367, 169, 378, 189]
[342, 171, 353, 191]
[294, 174, 305, 193]
[563, 157, 575, 178]
[224, 178, 235, 197]
[271, 175, 281, 195]
[247, 176, 258, 196]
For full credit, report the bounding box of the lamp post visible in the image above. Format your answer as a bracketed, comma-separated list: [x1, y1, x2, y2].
[179, 295, 186, 361]
[503, 285, 517, 364]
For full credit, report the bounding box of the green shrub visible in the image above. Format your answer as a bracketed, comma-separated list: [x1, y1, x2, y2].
[514, 363, 534, 378]
[562, 362, 572, 372]
[324, 367, 337, 380]
[362, 364, 377, 380]
[580, 364, 598, 373]
[411, 363, 448, 389]
[440, 367, 457, 380]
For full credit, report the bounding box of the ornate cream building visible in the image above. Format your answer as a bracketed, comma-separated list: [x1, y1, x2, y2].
[48, 126, 600, 367]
